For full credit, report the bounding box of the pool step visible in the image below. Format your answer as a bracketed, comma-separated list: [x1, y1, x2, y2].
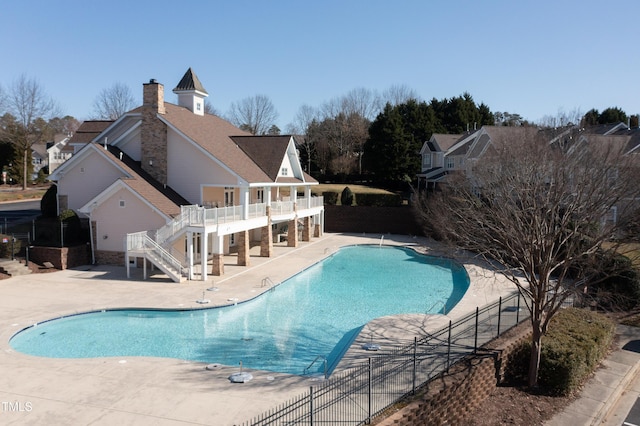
[0, 259, 33, 277]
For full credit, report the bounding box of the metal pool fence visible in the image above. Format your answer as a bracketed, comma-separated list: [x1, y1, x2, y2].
[241, 291, 529, 426]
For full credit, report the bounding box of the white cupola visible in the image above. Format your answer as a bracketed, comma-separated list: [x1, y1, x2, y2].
[173, 68, 209, 116]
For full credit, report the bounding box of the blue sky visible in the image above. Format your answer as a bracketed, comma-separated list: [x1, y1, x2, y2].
[1, 0, 638, 129]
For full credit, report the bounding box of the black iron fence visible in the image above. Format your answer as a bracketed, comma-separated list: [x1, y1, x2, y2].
[242, 292, 528, 425]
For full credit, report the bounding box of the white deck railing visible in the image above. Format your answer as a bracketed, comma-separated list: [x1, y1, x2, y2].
[154, 197, 322, 246]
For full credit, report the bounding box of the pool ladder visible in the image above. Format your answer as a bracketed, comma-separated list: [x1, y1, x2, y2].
[261, 277, 276, 292]
[304, 355, 328, 379]
[427, 300, 447, 315]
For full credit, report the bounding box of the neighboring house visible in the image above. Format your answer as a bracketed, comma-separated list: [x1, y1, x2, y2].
[68, 120, 114, 153]
[48, 68, 324, 282]
[47, 134, 73, 174]
[417, 133, 461, 190]
[418, 125, 601, 190]
[417, 123, 640, 226]
[31, 142, 49, 179]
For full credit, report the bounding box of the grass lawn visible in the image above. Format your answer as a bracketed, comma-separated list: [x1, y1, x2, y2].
[0, 186, 49, 203]
[614, 243, 640, 269]
[311, 184, 396, 195]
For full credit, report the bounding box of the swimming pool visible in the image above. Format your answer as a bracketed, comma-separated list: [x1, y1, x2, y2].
[10, 245, 469, 376]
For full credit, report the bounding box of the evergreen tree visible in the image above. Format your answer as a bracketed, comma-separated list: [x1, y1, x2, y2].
[364, 100, 437, 186]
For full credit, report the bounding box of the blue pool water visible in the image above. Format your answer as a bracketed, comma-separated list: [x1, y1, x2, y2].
[10, 245, 469, 375]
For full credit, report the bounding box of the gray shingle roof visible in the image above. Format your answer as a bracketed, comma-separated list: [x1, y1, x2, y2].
[173, 68, 208, 95]
[69, 121, 114, 144]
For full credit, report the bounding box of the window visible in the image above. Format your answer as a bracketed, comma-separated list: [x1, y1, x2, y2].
[446, 157, 455, 169]
[256, 189, 264, 203]
[224, 187, 234, 206]
[80, 167, 85, 173]
[281, 167, 288, 176]
[422, 154, 431, 169]
[119, 200, 125, 208]
[197, 102, 201, 111]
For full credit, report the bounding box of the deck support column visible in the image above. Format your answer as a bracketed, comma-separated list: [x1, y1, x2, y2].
[201, 230, 208, 281]
[260, 206, 273, 257]
[211, 235, 224, 276]
[287, 219, 298, 247]
[187, 231, 194, 280]
[237, 229, 250, 266]
[302, 216, 311, 242]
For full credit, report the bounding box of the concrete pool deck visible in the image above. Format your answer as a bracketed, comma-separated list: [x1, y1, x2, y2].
[0, 233, 517, 425]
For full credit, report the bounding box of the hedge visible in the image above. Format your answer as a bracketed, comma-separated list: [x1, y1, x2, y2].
[507, 308, 615, 395]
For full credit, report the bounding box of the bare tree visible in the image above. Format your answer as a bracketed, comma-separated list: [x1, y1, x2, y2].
[0, 84, 6, 112]
[414, 130, 640, 388]
[2, 75, 58, 189]
[227, 94, 279, 135]
[381, 84, 420, 106]
[204, 100, 219, 116]
[538, 107, 583, 128]
[287, 105, 319, 173]
[92, 82, 136, 120]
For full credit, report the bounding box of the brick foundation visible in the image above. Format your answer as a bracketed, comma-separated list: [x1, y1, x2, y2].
[95, 250, 125, 265]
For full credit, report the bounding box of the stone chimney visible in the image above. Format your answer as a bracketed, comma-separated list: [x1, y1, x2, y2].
[141, 79, 168, 184]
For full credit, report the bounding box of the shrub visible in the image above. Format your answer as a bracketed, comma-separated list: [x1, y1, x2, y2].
[40, 184, 57, 218]
[59, 209, 84, 245]
[590, 252, 640, 310]
[322, 191, 339, 206]
[340, 187, 354, 206]
[0, 234, 21, 258]
[506, 308, 615, 395]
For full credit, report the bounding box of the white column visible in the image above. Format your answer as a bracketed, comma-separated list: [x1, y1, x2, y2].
[187, 231, 194, 281]
[240, 187, 250, 219]
[265, 187, 272, 207]
[201, 230, 208, 281]
[305, 185, 312, 208]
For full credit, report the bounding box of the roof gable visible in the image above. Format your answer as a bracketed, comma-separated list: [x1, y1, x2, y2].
[159, 104, 272, 183]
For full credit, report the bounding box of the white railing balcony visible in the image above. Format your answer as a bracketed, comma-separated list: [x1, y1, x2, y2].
[127, 231, 149, 251]
[296, 196, 324, 210]
[270, 200, 295, 216]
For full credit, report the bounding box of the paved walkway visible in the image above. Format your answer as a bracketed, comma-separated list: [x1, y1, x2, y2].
[0, 233, 516, 425]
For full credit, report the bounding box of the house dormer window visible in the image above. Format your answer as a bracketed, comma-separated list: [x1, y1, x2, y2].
[422, 154, 432, 169]
[197, 102, 201, 111]
[446, 157, 455, 170]
[281, 167, 288, 176]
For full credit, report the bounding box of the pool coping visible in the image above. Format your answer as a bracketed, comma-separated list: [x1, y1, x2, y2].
[0, 233, 518, 425]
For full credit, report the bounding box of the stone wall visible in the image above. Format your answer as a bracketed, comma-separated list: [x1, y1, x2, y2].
[376, 327, 529, 425]
[29, 244, 90, 270]
[325, 205, 424, 235]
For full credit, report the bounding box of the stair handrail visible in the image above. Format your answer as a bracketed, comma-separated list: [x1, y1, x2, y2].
[155, 205, 203, 245]
[144, 235, 185, 277]
[128, 231, 184, 278]
[303, 355, 328, 378]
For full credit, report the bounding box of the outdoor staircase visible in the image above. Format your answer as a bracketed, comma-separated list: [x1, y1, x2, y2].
[0, 259, 32, 277]
[127, 231, 187, 283]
